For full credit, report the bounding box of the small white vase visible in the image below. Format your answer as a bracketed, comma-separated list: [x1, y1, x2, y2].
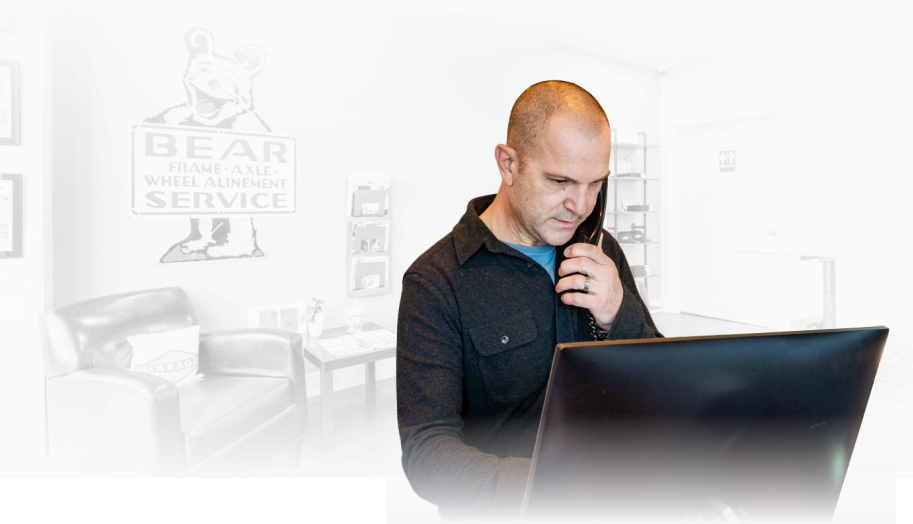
[308, 311, 324, 338]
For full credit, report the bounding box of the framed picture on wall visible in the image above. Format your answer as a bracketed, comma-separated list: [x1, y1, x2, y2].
[0, 60, 21, 145]
[0, 8, 15, 33]
[0, 173, 22, 258]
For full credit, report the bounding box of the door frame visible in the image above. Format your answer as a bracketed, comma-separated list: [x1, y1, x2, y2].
[660, 111, 783, 313]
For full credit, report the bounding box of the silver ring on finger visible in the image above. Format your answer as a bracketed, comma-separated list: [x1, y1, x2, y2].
[584, 276, 591, 294]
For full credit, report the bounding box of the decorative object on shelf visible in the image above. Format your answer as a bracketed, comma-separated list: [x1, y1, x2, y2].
[631, 265, 651, 278]
[346, 174, 392, 297]
[621, 155, 635, 174]
[306, 297, 325, 337]
[344, 301, 366, 334]
[631, 224, 653, 243]
[0, 173, 22, 258]
[0, 60, 21, 146]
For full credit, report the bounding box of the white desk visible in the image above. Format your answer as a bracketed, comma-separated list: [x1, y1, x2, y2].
[735, 246, 882, 329]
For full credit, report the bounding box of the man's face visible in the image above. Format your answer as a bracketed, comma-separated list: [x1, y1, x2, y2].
[510, 116, 612, 246]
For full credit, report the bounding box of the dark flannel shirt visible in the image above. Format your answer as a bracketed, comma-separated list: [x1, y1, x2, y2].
[396, 194, 663, 519]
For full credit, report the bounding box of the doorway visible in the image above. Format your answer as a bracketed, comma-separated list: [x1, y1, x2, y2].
[677, 115, 797, 328]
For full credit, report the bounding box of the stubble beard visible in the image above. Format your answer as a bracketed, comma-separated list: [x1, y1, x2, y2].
[532, 213, 580, 247]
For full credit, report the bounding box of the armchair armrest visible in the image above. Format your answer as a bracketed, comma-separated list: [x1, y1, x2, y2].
[198, 329, 307, 433]
[45, 368, 185, 473]
[198, 328, 304, 379]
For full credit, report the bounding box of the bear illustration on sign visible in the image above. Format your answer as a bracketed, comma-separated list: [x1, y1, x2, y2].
[147, 27, 270, 263]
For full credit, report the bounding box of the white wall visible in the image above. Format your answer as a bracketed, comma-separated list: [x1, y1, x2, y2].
[660, 3, 913, 342]
[0, 5, 52, 474]
[48, 3, 660, 392]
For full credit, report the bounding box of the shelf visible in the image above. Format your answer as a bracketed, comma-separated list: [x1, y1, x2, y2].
[612, 211, 660, 215]
[618, 241, 660, 246]
[613, 142, 659, 149]
[633, 274, 661, 281]
[611, 175, 660, 181]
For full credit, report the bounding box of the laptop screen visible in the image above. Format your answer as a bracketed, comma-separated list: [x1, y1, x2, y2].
[521, 327, 888, 523]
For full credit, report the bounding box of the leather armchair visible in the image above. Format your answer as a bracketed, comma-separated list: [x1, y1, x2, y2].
[39, 287, 307, 475]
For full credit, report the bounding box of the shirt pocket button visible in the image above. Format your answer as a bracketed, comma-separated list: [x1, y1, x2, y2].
[501, 336, 509, 344]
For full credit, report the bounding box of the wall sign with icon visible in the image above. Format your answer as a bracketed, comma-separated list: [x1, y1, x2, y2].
[346, 174, 391, 297]
[719, 150, 736, 172]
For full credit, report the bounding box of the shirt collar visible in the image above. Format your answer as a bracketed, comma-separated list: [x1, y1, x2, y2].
[453, 194, 575, 268]
[452, 194, 521, 266]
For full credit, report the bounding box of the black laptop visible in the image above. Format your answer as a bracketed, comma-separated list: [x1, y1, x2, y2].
[521, 327, 889, 523]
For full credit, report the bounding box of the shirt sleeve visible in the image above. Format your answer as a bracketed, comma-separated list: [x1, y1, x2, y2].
[396, 271, 531, 518]
[600, 230, 664, 340]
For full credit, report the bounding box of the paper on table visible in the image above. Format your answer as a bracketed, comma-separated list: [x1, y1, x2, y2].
[317, 328, 396, 357]
[342, 329, 396, 350]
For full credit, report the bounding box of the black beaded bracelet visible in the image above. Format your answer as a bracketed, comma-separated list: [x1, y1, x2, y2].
[587, 313, 611, 341]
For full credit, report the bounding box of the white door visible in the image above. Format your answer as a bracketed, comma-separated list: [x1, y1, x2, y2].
[678, 115, 798, 328]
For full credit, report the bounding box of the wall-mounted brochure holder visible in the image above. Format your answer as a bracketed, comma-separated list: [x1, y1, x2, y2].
[346, 174, 391, 297]
[349, 220, 390, 255]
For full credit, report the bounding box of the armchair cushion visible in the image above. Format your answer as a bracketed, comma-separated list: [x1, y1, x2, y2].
[178, 375, 293, 466]
[128, 325, 201, 385]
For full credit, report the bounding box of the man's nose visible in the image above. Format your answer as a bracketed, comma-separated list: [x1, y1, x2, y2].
[565, 187, 589, 216]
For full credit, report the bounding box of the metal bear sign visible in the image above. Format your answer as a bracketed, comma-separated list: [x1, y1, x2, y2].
[131, 27, 297, 263]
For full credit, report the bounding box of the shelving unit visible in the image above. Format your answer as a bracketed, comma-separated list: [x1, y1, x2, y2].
[606, 131, 660, 311]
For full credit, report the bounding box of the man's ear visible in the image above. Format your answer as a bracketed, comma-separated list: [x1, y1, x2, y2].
[494, 144, 519, 187]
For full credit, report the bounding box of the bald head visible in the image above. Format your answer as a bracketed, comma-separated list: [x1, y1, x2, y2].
[507, 81, 610, 168]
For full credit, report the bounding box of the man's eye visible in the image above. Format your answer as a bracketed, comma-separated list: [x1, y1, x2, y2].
[552, 179, 567, 185]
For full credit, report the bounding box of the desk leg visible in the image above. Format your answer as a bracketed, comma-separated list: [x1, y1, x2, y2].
[320, 370, 333, 452]
[365, 362, 376, 396]
[822, 258, 836, 329]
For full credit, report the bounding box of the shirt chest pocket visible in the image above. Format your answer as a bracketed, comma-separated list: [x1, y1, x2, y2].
[469, 309, 550, 404]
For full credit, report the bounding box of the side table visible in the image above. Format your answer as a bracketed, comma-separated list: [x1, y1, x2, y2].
[301, 322, 396, 448]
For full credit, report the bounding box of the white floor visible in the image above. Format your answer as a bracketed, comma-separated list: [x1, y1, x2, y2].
[24, 312, 905, 523]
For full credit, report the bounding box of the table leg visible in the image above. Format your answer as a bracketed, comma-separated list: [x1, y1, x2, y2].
[822, 258, 836, 329]
[320, 370, 333, 451]
[365, 362, 376, 396]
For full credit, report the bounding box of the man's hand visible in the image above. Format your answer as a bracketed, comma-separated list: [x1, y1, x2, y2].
[555, 233, 624, 330]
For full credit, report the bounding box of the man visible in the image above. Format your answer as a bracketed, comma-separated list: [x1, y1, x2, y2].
[396, 81, 662, 520]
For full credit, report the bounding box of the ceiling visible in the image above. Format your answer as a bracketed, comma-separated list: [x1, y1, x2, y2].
[390, 0, 885, 71]
[54, 0, 903, 72]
